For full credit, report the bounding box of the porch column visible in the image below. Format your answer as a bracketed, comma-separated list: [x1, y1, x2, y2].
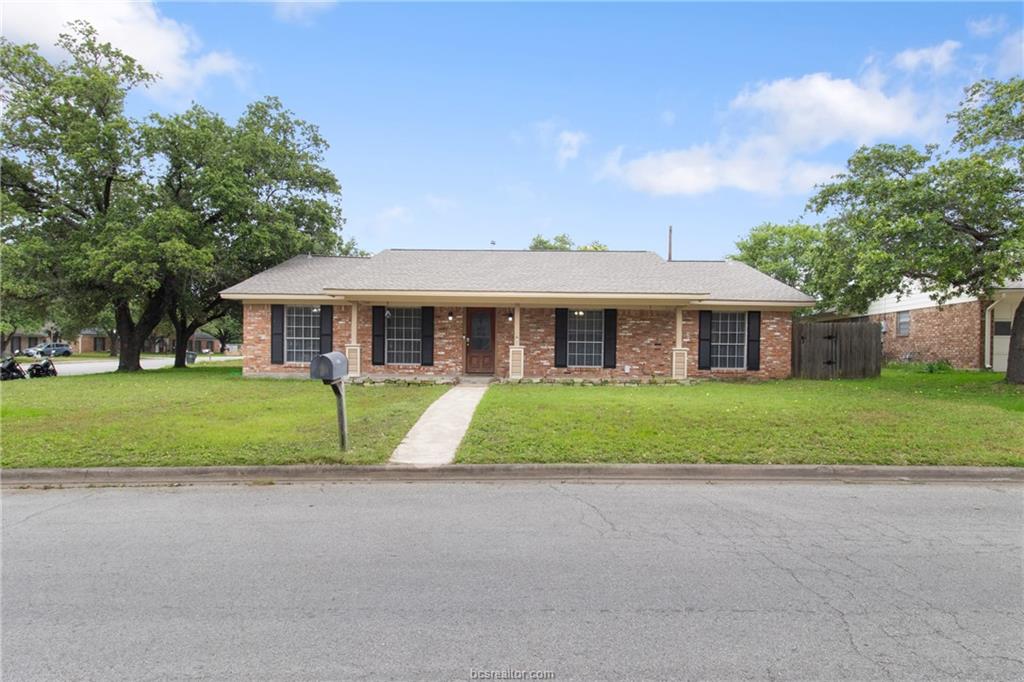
[514, 305, 521, 346]
[509, 304, 525, 380]
[672, 306, 688, 380]
[345, 302, 361, 377]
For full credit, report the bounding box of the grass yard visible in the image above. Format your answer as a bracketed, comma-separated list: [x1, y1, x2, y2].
[457, 367, 1024, 466]
[1, 363, 448, 467]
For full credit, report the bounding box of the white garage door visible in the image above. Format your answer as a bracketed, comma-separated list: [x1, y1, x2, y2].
[992, 320, 1011, 372]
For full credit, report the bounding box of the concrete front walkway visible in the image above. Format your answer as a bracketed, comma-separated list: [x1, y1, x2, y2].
[389, 385, 488, 467]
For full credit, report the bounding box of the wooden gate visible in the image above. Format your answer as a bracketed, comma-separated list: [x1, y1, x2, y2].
[792, 321, 882, 379]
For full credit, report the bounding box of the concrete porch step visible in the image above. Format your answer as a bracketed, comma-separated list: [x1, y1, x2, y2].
[458, 375, 495, 385]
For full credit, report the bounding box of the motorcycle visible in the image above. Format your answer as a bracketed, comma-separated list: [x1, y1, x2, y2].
[27, 356, 58, 378]
[1, 356, 29, 381]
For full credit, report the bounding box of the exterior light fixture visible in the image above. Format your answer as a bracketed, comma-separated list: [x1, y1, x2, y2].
[447, 311, 454, 321]
[507, 311, 514, 322]
[384, 308, 392, 319]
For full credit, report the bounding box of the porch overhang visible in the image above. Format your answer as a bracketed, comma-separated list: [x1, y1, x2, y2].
[319, 289, 708, 308]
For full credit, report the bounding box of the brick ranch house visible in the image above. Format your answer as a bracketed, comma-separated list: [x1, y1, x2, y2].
[221, 250, 815, 381]
[829, 281, 1023, 371]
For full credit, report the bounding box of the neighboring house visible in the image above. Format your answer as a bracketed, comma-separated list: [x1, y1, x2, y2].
[6, 330, 49, 354]
[221, 250, 814, 381]
[831, 281, 1023, 371]
[75, 328, 112, 353]
[187, 331, 217, 353]
[6, 328, 108, 354]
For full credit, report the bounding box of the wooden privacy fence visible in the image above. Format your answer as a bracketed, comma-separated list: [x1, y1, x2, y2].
[792, 321, 882, 379]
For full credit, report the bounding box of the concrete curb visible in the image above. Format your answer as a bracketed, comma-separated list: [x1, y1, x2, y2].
[3, 463, 1022, 487]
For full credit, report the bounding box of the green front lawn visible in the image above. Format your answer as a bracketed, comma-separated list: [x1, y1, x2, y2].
[457, 367, 1024, 466]
[1, 364, 448, 467]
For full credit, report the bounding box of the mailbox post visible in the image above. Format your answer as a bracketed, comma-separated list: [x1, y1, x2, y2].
[310, 352, 349, 451]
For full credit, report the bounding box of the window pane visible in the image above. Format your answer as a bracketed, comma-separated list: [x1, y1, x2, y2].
[567, 310, 604, 367]
[896, 311, 910, 336]
[285, 306, 321, 363]
[386, 308, 422, 364]
[710, 312, 746, 369]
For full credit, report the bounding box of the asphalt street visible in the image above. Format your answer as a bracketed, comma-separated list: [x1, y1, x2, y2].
[48, 354, 237, 376]
[3, 482, 1022, 680]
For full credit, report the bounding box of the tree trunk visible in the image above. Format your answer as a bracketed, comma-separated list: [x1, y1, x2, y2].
[1005, 298, 1024, 384]
[1, 330, 14, 354]
[113, 283, 171, 372]
[170, 316, 201, 368]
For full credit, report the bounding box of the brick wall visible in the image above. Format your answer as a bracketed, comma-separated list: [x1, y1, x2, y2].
[868, 300, 984, 369]
[242, 303, 794, 380]
[684, 310, 792, 380]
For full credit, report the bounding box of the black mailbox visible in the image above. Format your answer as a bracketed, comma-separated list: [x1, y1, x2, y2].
[310, 351, 348, 382]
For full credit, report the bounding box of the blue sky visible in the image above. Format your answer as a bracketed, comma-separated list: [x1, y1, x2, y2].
[6, 2, 1023, 258]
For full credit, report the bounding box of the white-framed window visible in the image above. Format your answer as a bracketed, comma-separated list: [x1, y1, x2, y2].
[710, 312, 746, 369]
[567, 309, 604, 367]
[285, 305, 320, 363]
[386, 307, 422, 364]
[896, 310, 911, 337]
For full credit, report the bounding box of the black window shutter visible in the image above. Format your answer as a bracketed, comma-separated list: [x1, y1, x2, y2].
[746, 311, 761, 371]
[603, 309, 617, 368]
[270, 305, 284, 365]
[554, 308, 568, 368]
[420, 307, 434, 366]
[698, 310, 712, 370]
[319, 304, 333, 354]
[371, 306, 385, 365]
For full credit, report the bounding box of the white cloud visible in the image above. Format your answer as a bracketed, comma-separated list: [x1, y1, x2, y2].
[556, 130, 588, 168]
[995, 29, 1024, 77]
[604, 71, 932, 197]
[601, 140, 841, 197]
[967, 16, 1007, 38]
[2, 1, 244, 98]
[272, 1, 337, 25]
[375, 206, 410, 224]
[660, 110, 676, 126]
[892, 40, 962, 74]
[731, 72, 931, 148]
[424, 194, 457, 212]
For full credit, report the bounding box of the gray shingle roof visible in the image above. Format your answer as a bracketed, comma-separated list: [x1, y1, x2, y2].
[221, 250, 815, 303]
[664, 260, 816, 302]
[220, 255, 370, 296]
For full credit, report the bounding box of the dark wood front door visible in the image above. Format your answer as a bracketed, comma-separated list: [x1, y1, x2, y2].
[465, 308, 495, 374]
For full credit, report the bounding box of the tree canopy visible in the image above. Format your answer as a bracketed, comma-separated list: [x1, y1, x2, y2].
[1, 22, 355, 369]
[732, 223, 822, 296]
[528, 233, 608, 251]
[733, 77, 1023, 382]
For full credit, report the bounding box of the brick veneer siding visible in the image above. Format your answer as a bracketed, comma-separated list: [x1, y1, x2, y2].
[242, 303, 794, 380]
[868, 300, 984, 369]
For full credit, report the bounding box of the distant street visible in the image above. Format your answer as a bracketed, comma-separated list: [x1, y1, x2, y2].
[3, 482, 1022, 680]
[53, 354, 237, 376]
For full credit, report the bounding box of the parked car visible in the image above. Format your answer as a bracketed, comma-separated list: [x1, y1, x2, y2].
[29, 342, 73, 358]
[19, 344, 45, 357]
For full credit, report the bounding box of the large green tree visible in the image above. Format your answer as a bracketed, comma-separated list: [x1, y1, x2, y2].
[146, 100, 349, 367]
[2, 22, 353, 370]
[808, 78, 1023, 382]
[732, 222, 822, 296]
[0, 242, 47, 353]
[1, 23, 173, 370]
[528, 233, 608, 251]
